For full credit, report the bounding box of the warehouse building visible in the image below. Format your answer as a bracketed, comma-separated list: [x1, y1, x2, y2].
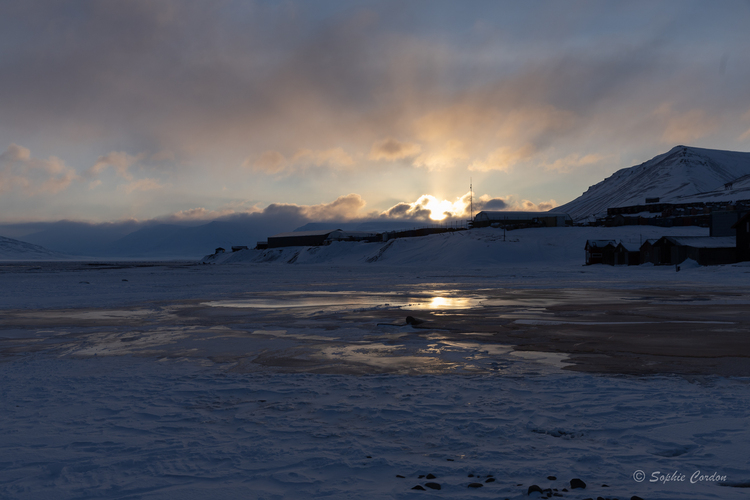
[473, 211, 572, 228]
[266, 229, 380, 248]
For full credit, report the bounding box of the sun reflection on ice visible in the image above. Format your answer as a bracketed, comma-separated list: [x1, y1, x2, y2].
[404, 296, 479, 310]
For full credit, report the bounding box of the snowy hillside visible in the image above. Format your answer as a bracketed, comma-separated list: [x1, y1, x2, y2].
[558, 145, 750, 220]
[0, 235, 72, 261]
[204, 225, 708, 267]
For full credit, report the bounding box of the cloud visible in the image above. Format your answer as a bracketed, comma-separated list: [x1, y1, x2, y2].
[469, 144, 536, 172]
[474, 194, 557, 212]
[2, 2, 750, 223]
[297, 193, 366, 220]
[150, 149, 175, 162]
[86, 151, 143, 180]
[165, 207, 246, 221]
[380, 192, 473, 221]
[369, 138, 422, 161]
[122, 177, 164, 194]
[536, 200, 557, 211]
[1, 143, 31, 162]
[738, 110, 750, 141]
[0, 143, 78, 194]
[412, 140, 469, 170]
[247, 150, 287, 174]
[654, 104, 719, 144]
[244, 148, 355, 174]
[476, 197, 507, 210]
[291, 148, 355, 168]
[378, 192, 557, 220]
[541, 153, 605, 172]
[520, 199, 557, 211]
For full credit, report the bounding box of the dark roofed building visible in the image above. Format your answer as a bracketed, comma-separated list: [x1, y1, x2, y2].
[651, 236, 735, 266]
[267, 229, 381, 248]
[267, 230, 341, 248]
[732, 212, 750, 262]
[585, 240, 617, 265]
[710, 211, 740, 237]
[639, 239, 659, 264]
[614, 241, 641, 265]
[473, 211, 572, 228]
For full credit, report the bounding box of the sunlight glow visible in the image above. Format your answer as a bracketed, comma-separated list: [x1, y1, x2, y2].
[414, 193, 471, 221]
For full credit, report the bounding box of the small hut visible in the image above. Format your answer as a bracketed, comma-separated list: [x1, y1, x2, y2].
[584, 240, 617, 265]
[614, 241, 641, 265]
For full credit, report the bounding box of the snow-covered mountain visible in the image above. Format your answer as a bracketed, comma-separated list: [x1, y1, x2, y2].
[0, 235, 72, 260]
[558, 145, 750, 220]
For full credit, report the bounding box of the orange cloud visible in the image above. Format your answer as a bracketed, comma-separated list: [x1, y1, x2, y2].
[302, 193, 366, 220]
[247, 150, 287, 173]
[86, 151, 144, 180]
[655, 103, 719, 144]
[541, 153, 605, 172]
[0, 144, 78, 195]
[244, 147, 354, 174]
[468, 144, 536, 172]
[122, 178, 165, 194]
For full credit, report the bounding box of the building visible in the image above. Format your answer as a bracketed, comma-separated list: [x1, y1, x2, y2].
[614, 241, 641, 265]
[267, 229, 380, 248]
[473, 211, 572, 228]
[650, 236, 736, 266]
[732, 212, 750, 262]
[638, 239, 659, 264]
[710, 211, 740, 237]
[585, 240, 617, 265]
[267, 230, 341, 248]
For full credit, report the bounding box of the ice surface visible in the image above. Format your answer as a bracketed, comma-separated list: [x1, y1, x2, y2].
[2, 235, 750, 499]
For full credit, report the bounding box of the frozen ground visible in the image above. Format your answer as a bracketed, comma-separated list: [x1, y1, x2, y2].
[2, 227, 750, 499]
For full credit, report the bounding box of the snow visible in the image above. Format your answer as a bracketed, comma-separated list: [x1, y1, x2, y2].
[203, 225, 709, 267]
[664, 236, 735, 248]
[3, 356, 749, 499]
[558, 145, 750, 220]
[0, 235, 72, 261]
[2, 227, 750, 499]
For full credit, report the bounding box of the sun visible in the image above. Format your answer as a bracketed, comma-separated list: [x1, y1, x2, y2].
[423, 197, 454, 221]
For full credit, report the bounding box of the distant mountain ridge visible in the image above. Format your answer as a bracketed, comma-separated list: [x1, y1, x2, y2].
[557, 145, 750, 220]
[0, 235, 71, 260]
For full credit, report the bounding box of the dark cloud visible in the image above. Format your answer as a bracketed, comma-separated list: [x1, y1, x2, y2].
[476, 198, 507, 211]
[369, 138, 422, 161]
[379, 202, 432, 221]
[6, 0, 746, 162]
[2, 1, 750, 223]
[380, 202, 411, 218]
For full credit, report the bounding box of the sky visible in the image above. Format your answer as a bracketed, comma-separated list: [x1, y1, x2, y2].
[2, 0, 750, 226]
